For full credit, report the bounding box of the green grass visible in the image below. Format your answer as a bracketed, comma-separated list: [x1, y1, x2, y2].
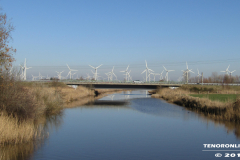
[190, 94, 240, 102]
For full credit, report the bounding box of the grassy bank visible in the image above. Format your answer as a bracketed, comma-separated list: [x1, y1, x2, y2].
[0, 73, 95, 145]
[190, 94, 239, 102]
[152, 85, 240, 122]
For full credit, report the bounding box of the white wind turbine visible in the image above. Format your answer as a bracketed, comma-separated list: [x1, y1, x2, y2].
[163, 66, 174, 82]
[20, 58, 32, 80]
[126, 70, 132, 81]
[197, 69, 201, 83]
[46, 75, 50, 80]
[141, 60, 154, 82]
[229, 69, 236, 79]
[31, 75, 38, 81]
[105, 73, 111, 81]
[182, 62, 194, 84]
[120, 65, 129, 81]
[38, 72, 45, 80]
[150, 72, 159, 82]
[159, 70, 164, 80]
[221, 65, 230, 75]
[66, 64, 78, 80]
[56, 71, 64, 80]
[85, 73, 91, 81]
[109, 66, 117, 81]
[89, 64, 102, 81]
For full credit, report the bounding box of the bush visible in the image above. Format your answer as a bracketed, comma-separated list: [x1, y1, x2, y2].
[0, 72, 38, 120]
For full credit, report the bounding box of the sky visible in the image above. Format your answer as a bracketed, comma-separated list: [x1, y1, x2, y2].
[1, 0, 240, 81]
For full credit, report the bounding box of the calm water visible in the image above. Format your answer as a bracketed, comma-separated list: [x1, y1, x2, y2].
[2, 90, 240, 160]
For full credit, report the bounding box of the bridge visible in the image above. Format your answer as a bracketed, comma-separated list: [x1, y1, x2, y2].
[62, 81, 182, 89]
[30, 80, 240, 89]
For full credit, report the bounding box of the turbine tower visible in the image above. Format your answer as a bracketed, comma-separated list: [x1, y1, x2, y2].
[120, 65, 129, 81]
[197, 69, 201, 83]
[66, 64, 78, 79]
[159, 70, 164, 81]
[182, 62, 194, 84]
[38, 72, 45, 80]
[20, 58, 32, 80]
[163, 66, 174, 82]
[127, 70, 132, 81]
[85, 73, 91, 81]
[141, 60, 153, 82]
[89, 64, 102, 81]
[56, 71, 64, 80]
[105, 72, 111, 81]
[109, 66, 117, 81]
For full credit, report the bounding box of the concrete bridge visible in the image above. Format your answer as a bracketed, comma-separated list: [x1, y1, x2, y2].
[62, 82, 182, 89]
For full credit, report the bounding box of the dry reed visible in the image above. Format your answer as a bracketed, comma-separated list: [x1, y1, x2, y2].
[152, 88, 240, 122]
[0, 113, 42, 145]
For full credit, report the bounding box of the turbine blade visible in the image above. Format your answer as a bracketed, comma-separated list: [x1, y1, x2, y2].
[227, 65, 230, 71]
[126, 65, 129, 71]
[66, 64, 71, 70]
[141, 70, 146, 74]
[89, 65, 95, 69]
[163, 66, 167, 71]
[96, 64, 103, 68]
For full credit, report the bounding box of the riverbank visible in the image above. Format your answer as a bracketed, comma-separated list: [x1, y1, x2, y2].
[0, 79, 121, 145]
[152, 85, 240, 122]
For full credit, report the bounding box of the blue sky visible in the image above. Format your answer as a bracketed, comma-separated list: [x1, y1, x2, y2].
[1, 0, 240, 80]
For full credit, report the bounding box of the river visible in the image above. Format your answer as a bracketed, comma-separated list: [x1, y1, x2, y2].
[1, 90, 240, 160]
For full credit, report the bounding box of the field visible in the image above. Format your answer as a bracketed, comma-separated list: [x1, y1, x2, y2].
[190, 94, 240, 102]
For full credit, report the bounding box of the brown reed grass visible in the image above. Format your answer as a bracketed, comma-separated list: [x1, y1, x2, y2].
[60, 86, 95, 103]
[152, 88, 240, 122]
[0, 113, 42, 145]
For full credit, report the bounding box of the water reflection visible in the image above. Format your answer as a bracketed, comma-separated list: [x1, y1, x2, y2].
[2, 89, 240, 160]
[0, 113, 64, 160]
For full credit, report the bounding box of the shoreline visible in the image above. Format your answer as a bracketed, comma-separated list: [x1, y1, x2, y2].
[151, 87, 240, 122]
[0, 81, 124, 146]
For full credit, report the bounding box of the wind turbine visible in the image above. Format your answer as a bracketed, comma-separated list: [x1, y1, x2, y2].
[182, 62, 194, 84]
[141, 60, 154, 82]
[46, 75, 50, 80]
[120, 65, 129, 81]
[31, 75, 38, 81]
[89, 64, 102, 81]
[38, 72, 45, 80]
[197, 69, 201, 83]
[163, 66, 174, 82]
[127, 70, 132, 81]
[56, 71, 64, 80]
[109, 66, 117, 81]
[229, 69, 236, 79]
[105, 73, 111, 81]
[85, 73, 91, 81]
[149, 72, 159, 82]
[20, 58, 32, 80]
[159, 70, 164, 81]
[221, 65, 230, 75]
[66, 64, 78, 80]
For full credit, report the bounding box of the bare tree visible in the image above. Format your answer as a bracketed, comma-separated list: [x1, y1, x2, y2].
[0, 9, 16, 73]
